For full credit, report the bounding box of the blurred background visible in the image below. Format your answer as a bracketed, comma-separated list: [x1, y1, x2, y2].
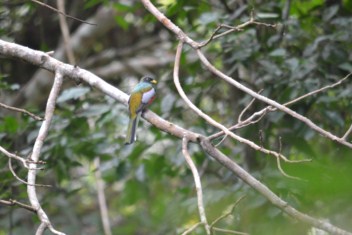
[0, 0, 352, 234]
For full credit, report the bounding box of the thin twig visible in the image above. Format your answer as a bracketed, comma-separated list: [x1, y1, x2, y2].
[283, 73, 352, 106]
[182, 137, 211, 235]
[181, 222, 203, 235]
[238, 90, 263, 123]
[30, 0, 96, 25]
[0, 145, 44, 169]
[210, 195, 246, 228]
[0, 102, 43, 120]
[0, 199, 37, 213]
[275, 137, 303, 180]
[200, 20, 276, 47]
[8, 158, 51, 187]
[212, 227, 249, 235]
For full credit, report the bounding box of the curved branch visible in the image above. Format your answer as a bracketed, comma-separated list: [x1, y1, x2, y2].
[27, 72, 65, 235]
[182, 137, 210, 234]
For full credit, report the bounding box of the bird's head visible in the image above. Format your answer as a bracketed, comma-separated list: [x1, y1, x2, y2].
[141, 76, 157, 85]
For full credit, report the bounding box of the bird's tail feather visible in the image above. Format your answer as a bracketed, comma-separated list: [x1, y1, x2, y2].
[125, 113, 140, 145]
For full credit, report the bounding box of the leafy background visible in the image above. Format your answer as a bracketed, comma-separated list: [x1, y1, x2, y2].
[0, 0, 352, 234]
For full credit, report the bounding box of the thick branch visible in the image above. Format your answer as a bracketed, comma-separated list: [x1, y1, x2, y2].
[0, 39, 198, 142]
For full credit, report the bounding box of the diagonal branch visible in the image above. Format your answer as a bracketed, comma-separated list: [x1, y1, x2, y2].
[0, 145, 44, 169]
[0, 199, 37, 213]
[0, 102, 43, 120]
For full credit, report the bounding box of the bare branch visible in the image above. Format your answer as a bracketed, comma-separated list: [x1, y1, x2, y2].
[210, 73, 351, 141]
[30, 0, 96, 25]
[283, 72, 351, 107]
[0, 145, 44, 169]
[0, 199, 36, 213]
[0, 102, 43, 120]
[9, 158, 51, 187]
[182, 137, 210, 235]
[27, 72, 65, 235]
[210, 195, 246, 228]
[181, 222, 203, 235]
[200, 20, 276, 47]
[237, 90, 263, 123]
[212, 227, 249, 235]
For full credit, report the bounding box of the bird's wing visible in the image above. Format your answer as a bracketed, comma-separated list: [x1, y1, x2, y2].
[128, 92, 143, 119]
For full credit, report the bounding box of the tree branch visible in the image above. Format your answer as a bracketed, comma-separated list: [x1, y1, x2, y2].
[182, 137, 210, 235]
[27, 72, 65, 235]
[0, 145, 44, 169]
[0, 199, 37, 213]
[0, 102, 43, 120]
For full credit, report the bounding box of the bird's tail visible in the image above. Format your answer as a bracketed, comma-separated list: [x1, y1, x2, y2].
[124, 114, 140, 145]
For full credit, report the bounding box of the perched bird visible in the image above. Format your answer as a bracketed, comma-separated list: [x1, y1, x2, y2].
[125, 76, 157, 145]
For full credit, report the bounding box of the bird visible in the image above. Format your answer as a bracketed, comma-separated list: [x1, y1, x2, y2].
[125, 76, 157, 145]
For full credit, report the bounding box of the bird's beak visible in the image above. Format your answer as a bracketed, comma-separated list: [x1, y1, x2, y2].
[151, 79, 158, 84]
